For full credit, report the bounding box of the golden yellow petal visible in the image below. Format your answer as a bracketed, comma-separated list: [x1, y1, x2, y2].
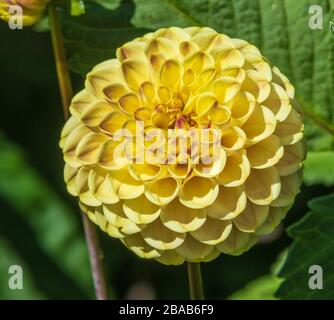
[207, 186, 247, 220]
[247, 135, 284, 169]
[175, 235, 214, 262]
[103, 202, 145, 235]
[123, 194, 161, 224]
[161, 198, 206, 233]
[141, 219, 186, 250]
[122, 234, 161, 259]
[110, 168, 145, 199]
[271, 171, 302, 207]
[275, 108, 303, 145]
[179, 176, 219, 209]
[145, 177, 179, 205]
[275, 141, 305, 176]
[245, 167, 281, 205]
[255, 205, 291, 236]
[155, 250, 185, 265]
[217, 151, 250, 187]
[191, 217, 232, 245]
[234, 201, 269, 232]
[216, 227, 258, 256]
[75, 133, 109, 165]
[242, 105, 276, 144]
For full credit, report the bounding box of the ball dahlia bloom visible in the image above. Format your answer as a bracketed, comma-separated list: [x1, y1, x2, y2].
[0, 0, 49, 26]
[60, 27, 305, 265]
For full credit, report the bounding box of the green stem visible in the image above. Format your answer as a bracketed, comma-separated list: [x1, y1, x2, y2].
[48, 1, 109, 300]
[187, 262, 205, 300]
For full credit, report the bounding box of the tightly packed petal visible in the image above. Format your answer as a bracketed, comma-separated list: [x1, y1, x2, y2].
[60, 27, 305, 265]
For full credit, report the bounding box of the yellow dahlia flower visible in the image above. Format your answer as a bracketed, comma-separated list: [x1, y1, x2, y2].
[60, 27, 305, 265]
[0, 0, 49, 26]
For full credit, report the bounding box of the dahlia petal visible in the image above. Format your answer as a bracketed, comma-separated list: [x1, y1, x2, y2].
[213, 77, 241, 103]
[247, 135, 284, 169]
[119, 93, 141, 114]
[263, 83, 292, 122]
[160, 59, 182, 89]
[99, 140, 129, 171]
[175, 235, 214, 262]
[245, 167, 281, 205]
[145, 177, 179, 205]
[217, 151, 250, 187]
[207, 186, 247, 220]
[179, 176, 219, 209]
[243, 70, 270, 103]
[103, 202, 145, 235]
[110, 168, 145, 199]
[141, 219, 186, 250]
[161, 198, 206, 233]
[75, 133, 109, 165]
[69, 90, 96, 120]
[271, 171, 302, 207]
[234, 201, 269, 232]
[88, 170, 119, 204]
[63, 125, 91, 167]
[75, 167, 101, 206]
[122, 58, 150, 90]
[242, 105, 276, 144]
[216, 227, 258, 256]
[85, 59, 122, 97]
[122, 234, 161, 259]
[103, 84, 128, 102]
[272, 67, 295, 99]
[129, 163, 162, 181]
[275, 141, 305, 176]
[220, 126, 246, 151]
[275, 108, 303, 145]
[100, 111, 128, 135]
[191, 217, 232, 245]
[255, 205, 291, 236]
[80, 101, 113, 128]
[64, 164, 78, 196]
[123, 194, 161, 224]
[155, 250, 185, 265]
[116, 41, 146, 62]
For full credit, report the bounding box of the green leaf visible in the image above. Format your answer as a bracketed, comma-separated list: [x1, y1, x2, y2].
[276, 193, 334, 299]
[228, 250, 287, 300]
[304, 151, 334, 186]
[0, 133, 93, 297]
[131, 0, 334, 151]
[60, 1, 150, 75]
[229, 275, 282, 300]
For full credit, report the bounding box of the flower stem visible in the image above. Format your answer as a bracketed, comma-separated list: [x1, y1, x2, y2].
[48, 1, 109, 300]
[187, 262, 205, 300]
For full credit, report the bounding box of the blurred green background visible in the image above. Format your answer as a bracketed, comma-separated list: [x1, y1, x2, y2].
[0, 0, 333, 300]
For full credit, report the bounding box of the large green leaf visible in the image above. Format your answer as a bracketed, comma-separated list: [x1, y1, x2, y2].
[0, 133, 93, 297]
[131, 0, 334, 152]
[60, 0, 150, 75]
[276, 193, 334, 299]
[304, 151, 334, 186]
